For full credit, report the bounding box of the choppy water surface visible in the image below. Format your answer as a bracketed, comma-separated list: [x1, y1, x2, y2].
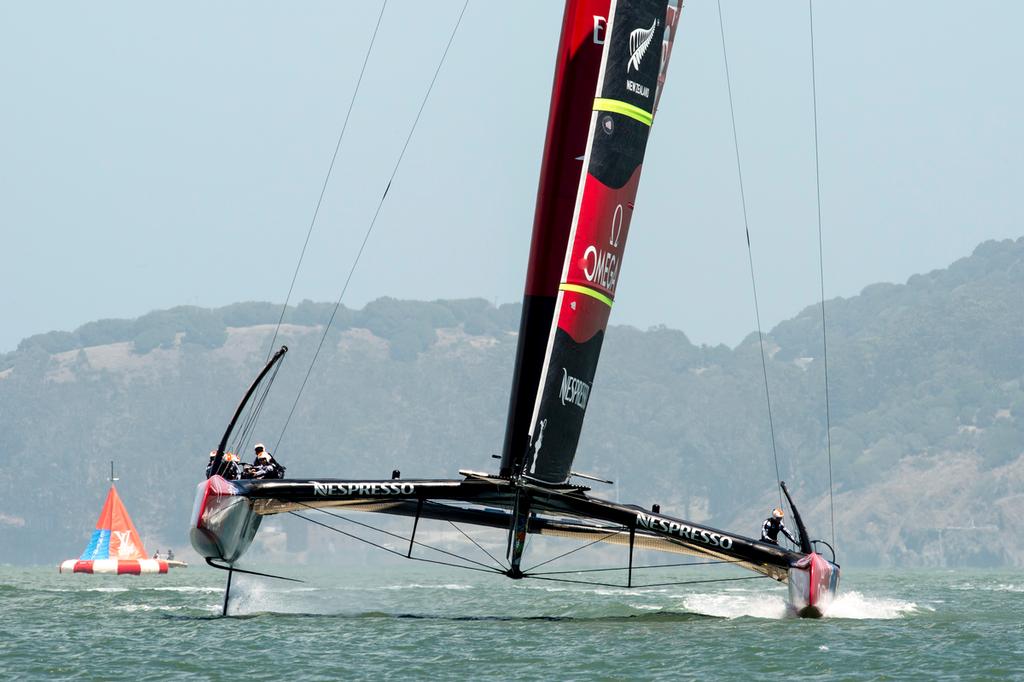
[2, 564, 1021, 679]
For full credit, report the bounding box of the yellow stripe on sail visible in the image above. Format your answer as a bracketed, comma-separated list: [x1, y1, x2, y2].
[593, 98, 653, 126]
[560, 283, 614, 308]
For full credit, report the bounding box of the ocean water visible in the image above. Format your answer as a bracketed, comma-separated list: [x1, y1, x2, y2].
[2, 563, 1022, 680]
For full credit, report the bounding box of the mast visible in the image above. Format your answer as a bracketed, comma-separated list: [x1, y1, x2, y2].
[500, 0, 612, 478]
[524, 0, 683, 483]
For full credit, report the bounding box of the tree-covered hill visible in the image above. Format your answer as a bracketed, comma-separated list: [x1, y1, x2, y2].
[1, 238, 1021, 567]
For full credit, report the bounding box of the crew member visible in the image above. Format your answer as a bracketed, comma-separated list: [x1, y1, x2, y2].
[205, 450, 218, 478]
[760, 507, 797, 546]
[251, 443, 285, 480]
[221, 452, 242, 480]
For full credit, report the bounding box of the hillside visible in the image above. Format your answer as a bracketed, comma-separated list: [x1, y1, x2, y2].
[1, 238, 1022, 567]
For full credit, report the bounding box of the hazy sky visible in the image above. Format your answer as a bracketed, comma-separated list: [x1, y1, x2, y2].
[1, 1, 1021, 353]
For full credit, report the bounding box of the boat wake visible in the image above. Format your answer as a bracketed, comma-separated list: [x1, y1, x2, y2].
[681, 591, 789, 619]
[680, 589, 923, 620]
[825, 590, 927, 619]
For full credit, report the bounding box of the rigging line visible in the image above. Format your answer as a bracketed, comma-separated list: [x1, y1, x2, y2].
[522, 574, 768, 590]
[264, 0, 391, 365]
[809, 0, 837, 552]
[288, 512, 503, 575]
[717, 0, 783, 507]
[274, 0, 471, 455]
[290, 498, 498, 573]
[232, 362, 281, 454]
[232, 370, 275, 455]
[448, 521, 508, 571]
[617, 575, 769, 589]
[234, 350, 285, 456]
[527, 558, 746, 576]
[236, 381, 272, 454]
[521, 529, 623, 575]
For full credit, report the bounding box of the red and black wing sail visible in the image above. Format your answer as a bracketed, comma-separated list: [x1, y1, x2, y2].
[499, 0, 612, 478]
[522, 0, 682, 484]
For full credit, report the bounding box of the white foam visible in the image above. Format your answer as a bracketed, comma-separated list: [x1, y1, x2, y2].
[681, 591, 790, 619]
[819, 590, 925, 619]
[592, 588, 642, 597]
[113, 603, 212, 613]
[951, 581, 1022, 593]
[679, 589, 924, 620]
[228, 580, 285, 614]
[228, 580, 365, 615]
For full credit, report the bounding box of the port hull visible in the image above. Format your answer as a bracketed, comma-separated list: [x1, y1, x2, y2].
[189, 476, 262, 563]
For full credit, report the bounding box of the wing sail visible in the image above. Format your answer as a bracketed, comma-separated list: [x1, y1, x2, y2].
[524, 0, 682, 483]
[500, 0, 613, 478]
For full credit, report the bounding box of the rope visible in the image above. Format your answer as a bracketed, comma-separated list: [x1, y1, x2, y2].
[236, 2, 388, 453]
[523, 574, 768, 590]
[290, 497, 499, 573]
[527, 558, 746, 576]
[717, 0, 783, 506]
[231, 361, 281, 456]
[264, 0, 390, 364]
[289, 506, 773, 590]
[521, 529, 623, 574]
[289, 511, 502, 575]
[448, 521, 508, 571]
[809, 0, 837, 551]
[210, 358, 280, 477]
[275, 0, 471, 454]
[232, 355, 282, 460]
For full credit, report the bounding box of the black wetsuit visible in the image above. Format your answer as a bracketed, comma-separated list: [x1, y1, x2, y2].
[218, 459, 241, 480]
[251, 458, 285, 480]
[761, 516, 797, 545]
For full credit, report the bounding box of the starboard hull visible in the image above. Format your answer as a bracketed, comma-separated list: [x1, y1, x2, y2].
[787, 552, 840, 618]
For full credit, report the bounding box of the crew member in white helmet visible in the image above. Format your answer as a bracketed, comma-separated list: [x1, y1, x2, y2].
[760, 507, 797, 546]
[250, 443, 285, 480]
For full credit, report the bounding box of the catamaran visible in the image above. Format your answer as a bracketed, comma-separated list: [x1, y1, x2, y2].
[190, 0, 839, 617]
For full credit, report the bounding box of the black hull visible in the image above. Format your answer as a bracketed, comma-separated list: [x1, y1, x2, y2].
[190, 472, 839, 616]
[193, 473, 804, 581]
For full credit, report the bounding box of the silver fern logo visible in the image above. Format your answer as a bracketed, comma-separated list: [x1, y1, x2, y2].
[627, 19, 658, 72]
